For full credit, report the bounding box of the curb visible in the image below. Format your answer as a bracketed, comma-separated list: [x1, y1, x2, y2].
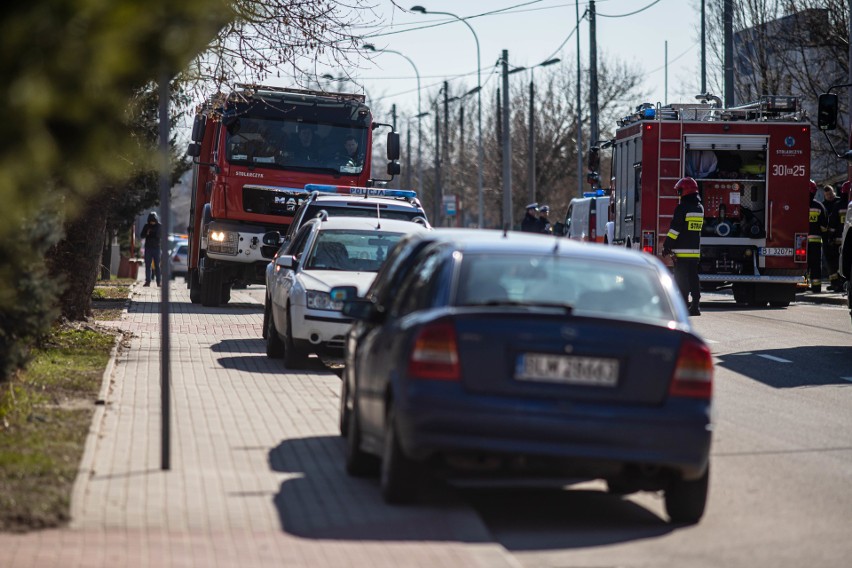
[69, 332, 121, 527]
[69, 284, 136, 527]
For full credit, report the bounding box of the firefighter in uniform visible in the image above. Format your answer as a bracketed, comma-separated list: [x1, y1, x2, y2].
[807, 179, 828, 293]
[829, 181, 850, 291]
[663, 177, 704, 316]
[822, 185, 842, 291]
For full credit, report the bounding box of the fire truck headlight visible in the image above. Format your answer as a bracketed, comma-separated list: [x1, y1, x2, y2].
[207, 230, 238, 255]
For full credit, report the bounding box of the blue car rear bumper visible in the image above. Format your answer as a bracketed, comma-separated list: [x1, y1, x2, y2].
[395, 384, 711, 479]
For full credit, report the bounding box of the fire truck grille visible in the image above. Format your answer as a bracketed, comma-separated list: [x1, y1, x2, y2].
[243, 186, 306, 216]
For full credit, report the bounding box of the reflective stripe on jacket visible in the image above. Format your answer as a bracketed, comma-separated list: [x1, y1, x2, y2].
[664, 195, 704, 258]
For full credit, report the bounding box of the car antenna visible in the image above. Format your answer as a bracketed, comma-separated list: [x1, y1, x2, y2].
[502, 224, 509, 238]
[375, 202, 381, 230]
[552, 233, 560, 253]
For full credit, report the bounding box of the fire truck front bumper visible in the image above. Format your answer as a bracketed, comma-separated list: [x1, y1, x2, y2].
[204, 222, 279, 264]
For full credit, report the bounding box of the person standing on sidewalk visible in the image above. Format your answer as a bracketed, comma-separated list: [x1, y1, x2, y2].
[140, 212, 162, 287]
[822, 185, 843, 291]
[807, 180, 828, 293]
[663, 177, 704, 316]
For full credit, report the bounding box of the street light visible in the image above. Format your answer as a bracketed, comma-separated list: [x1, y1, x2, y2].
[411, 5, 485, 228]
[362, 44, 423, 195]
[321, 73, 371, 105]
[509, 58, 561, 204]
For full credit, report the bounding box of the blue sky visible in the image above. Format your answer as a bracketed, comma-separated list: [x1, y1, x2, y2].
[300, 0, 706, 118]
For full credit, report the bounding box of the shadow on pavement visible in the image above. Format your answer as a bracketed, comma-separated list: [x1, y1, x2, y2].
[268, 436, 677, 549]
[463, 486, 674, 551]
[128, 296, 263, 315]
[217, 351, 329, 374]
[268, 435, 488, 542]
[211, 338, 266, 354]
[716, 345, 852, 389]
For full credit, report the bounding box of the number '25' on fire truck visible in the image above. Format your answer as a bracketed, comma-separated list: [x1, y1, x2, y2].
[185, 84, 401, 307]
[610, 94, 810, 308]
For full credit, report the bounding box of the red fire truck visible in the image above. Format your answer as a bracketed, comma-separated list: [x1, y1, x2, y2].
[611, 94, 810, 307]
[185, 84, 400, 306]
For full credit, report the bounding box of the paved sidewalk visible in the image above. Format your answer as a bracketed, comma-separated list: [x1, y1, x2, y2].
[0, 281, 516, 567]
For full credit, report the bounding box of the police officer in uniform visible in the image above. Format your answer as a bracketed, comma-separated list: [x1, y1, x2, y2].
[663, 177, 704, 316]
[521, 203, 540, 232]
[807, 179, 828, 293]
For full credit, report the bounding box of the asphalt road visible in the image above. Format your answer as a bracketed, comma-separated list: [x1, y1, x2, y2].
[243, 284, 852, 567]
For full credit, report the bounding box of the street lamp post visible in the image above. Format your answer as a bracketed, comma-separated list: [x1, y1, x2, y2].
[411, 6, 484, 228]
[509, 58, 560, 204]
[362, 44, 423, 194]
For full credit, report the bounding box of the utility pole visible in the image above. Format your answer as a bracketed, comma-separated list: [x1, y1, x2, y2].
[528, 77, 535, 204]
[391, 104, 398, 187]
[575, 0, 584, 197]
[501, 50, 512, 229]
[589, 0, 599, 147]
[405, 120, 412, 189]
[434, 100, 441, 225]
[701, 0, 706, 94]
[665, 40, 668, 105]
[724, 0, 734, 106]
[497, 85, 503, 212]
[442, 81, 449, 226]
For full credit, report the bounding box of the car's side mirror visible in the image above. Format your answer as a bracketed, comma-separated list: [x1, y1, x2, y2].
[187, 143, 201, 158]
[387, 161, 401, 176]
[386, 132, 401, 160]
[818, 93, 839, 131]
[330, 286, 358, 302]
[275, 255, 296, 269]
[341, 299, 382, 322]
[262, 231, 281, 246]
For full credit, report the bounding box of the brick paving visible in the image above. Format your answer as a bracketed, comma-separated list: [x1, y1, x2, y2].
[0, 280, 517, 568]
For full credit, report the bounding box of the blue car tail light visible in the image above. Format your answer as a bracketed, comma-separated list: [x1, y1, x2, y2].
[669, 337, 714, 399]
[407, 320, 460, 381]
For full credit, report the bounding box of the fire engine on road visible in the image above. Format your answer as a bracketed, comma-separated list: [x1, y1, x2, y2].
[610, 94, 810, 307]
[185, 84, 400, 306]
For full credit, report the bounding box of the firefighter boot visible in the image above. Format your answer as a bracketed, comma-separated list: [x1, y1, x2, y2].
[688, 299, 701, 316]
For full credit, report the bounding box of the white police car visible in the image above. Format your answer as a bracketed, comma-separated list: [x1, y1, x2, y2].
[264, 215, 428, 368]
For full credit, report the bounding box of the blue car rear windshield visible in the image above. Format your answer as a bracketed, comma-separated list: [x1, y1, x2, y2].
[455, 253, 676, 322]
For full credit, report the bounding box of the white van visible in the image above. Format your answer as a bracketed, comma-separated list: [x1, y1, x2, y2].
[559, 191, 612, 243]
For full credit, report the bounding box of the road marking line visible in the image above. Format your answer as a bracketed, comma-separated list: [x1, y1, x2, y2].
[757, 354, 792, 363]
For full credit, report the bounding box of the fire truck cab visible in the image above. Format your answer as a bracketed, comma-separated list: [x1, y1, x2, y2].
[611, 95, 810, 307]
[185, 84, 400, 307]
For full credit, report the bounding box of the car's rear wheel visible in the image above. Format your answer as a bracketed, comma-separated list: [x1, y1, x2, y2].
[265, 307, 284, 359]
[283, 307, 308, 369]
[345, 398, 378, 477]
[380, 408, 420, 505]
[262, 298, 271, 339]
[339, 371, 350, 437]
[664, 466, 709, 524]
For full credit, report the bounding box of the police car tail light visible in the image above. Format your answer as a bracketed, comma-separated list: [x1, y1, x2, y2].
[408, 320, 460, 381]
[794, 233, 807, 263]
[669, 337, 713, 400]
[642, 230, 655, 255]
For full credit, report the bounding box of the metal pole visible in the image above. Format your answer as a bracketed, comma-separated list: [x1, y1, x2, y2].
[443, 81, 449, 226]
[589, 0, 599, 146]
[434, 100, 441, 225]
[501, 50, 512, 229]
[724, 0, 734, 106]
[528, 72, 535, 204]
[405, 120, 412, 189]
[576, 1, 584, 196]
[701, 0, 706, 94]
[665, 40, 668, 105]
[157, 71, 171, 471]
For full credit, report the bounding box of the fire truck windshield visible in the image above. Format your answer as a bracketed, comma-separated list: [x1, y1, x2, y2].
[225, 117, 368, 176]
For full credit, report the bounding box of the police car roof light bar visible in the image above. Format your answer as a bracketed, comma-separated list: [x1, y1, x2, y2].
[303, 184, 417, 199]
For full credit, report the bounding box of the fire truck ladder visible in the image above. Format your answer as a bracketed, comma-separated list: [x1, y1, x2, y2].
[657, 118, 684, 242]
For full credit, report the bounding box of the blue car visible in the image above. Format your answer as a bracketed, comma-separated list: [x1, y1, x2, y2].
[333, 229, 713, 524]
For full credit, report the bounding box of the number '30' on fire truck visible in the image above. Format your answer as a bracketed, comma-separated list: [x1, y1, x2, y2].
[610, 94, 810, 308]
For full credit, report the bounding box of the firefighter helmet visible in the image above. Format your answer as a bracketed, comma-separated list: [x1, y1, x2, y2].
[809, 179, 818, 197]
[840, 180, 850, 197]
[674, 177, 699, 197]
